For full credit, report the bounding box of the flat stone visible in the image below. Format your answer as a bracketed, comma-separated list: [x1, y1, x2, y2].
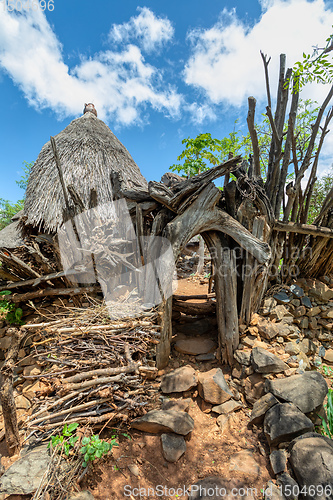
[212, 399, 242, 415]
[131, 410, 194, 435]
[196, 352, 216, 362]
[264, 402, 314, 447]
[301, 296, 312, 308]
[289, 432, 333, 500]
[299, 338, 316, 355]
[269, 449, 287, 475]
[324, 349, 333, 364]
[160, 365, 198, 393]
[0, 445, 50, 496]
[297, 317, 309, 329]
[14, 394, 31, 410]
[271, 305, 292, 321]
[251, 347, 289, 374]
[229, 450, 260, 480]
[198, 368, 233, 405]
[161, 398, 191, 412]
[174, 338, 216, 356]
[249, 392, 279, 425]
[321, 309, 333, 319]
[290, 284, 304, 298]
[285, 342, 300, 356]
[273, 292, 291, 304]
[128, 463, 140, 476]
[161, 433, 186, 462]
[262, 297, 278, 315]
[242, 335, 256, 348]
[234, 350, 251, 366]
[307, 306, 321, 317]
[308, 281, 333, 302]
[23, 365, 41, 377]
[265, 371, 328, 414]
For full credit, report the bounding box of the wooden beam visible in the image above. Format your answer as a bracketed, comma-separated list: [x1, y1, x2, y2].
[173, 299, 216, 315]
[9, 286, 97, 303]
[173, 293, 215, 301]
[0, 269, 86, 292]
[274, 221, 333, 239]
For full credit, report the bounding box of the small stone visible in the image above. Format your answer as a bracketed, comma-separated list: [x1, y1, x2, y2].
[297, 351, 311, 371]
[308, 280, 333, 302]
[307, 306, 322, 317]
[264, 480, 284, 500]
[276, 337, 284, 344]
[14, 394, 31, 410]
[273, 292, 291, 304]
[299, 338, 316, 355]
[293, 306, 306, 318]
[324, 349, 333, 364]
[160, 366, 198, 393]
[131, 410, 194, 435]
[128, 464, 140, 477]
[285, 342, 300, 356]
[290, 284, 304, 298]
[161, 398, 191, 412]
[212, 399, 242, 414]
[301, 296, 312, 308]
[161, 433, 186, 462]
[174, 338, 216, 356]
[249, 392, 279, 425]
[198, 368, 233, 405]
[270, 449, 288, 475]
[262, 297, 278, 315]
[234, 350, 251, 366]
[298, 317, 309, 329]
[251, 347, 289, 374]
[291, 299, 301, 307]
[242, 335, 256, 347]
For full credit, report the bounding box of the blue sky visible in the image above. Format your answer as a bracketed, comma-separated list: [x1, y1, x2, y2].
[1, 0, 333, 203]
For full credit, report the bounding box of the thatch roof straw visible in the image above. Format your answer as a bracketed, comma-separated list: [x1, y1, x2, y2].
[0, 220, 24, 249]
[23, 112, 148, 233]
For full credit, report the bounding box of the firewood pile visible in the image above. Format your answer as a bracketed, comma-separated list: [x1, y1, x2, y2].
[0, 301, 161, 450]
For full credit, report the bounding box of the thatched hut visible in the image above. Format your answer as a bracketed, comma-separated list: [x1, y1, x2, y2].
[23, 110, 148, 234]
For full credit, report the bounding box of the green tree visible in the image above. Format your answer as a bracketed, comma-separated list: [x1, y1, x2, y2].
[307, 165, 333, 223]
[0, 161, 33, 230]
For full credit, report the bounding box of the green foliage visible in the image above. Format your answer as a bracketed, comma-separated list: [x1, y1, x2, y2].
[0, 161, 33, 230]
[0, 198, 24, 230]
[0, 291, 24, 325]
[319, 388, 333, 439]
[16, 161, 33, 191]
[307, 164, 333, 223]
[291, 30, 333, 91]
[321, 364, 333, 378]
[80, 433, 118, 468]
[48, 423, 79, 456]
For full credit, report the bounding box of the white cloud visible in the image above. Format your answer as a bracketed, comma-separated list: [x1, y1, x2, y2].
[0, 9, 181, 125]
[186, 102, 217, 124]
[109, 7, 174, 53]
[184, 0, 333, 107]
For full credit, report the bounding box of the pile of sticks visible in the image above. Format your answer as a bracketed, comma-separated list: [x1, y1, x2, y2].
[11, 303, 160, 441]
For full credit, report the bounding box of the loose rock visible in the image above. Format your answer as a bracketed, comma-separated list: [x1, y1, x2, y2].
[198, 368, 233, 405]
[175, 338, 217, 356]
[131, 410, 194, 435]
[249, 392, 279, 425]
[265, 371, 328, 414]
[269, 449, 288, 475]
[264, 402, 314, 447]
[160, 366, 198, 393]
[161, 433, 186, 462]
[251, 347, 289, 374]
[212, 399, 242, 415]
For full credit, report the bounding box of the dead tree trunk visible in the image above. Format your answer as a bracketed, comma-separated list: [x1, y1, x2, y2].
[0, 328, 24, 456]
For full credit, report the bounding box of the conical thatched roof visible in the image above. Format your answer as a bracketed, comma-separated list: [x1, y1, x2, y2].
[23, 112, 148, 233]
